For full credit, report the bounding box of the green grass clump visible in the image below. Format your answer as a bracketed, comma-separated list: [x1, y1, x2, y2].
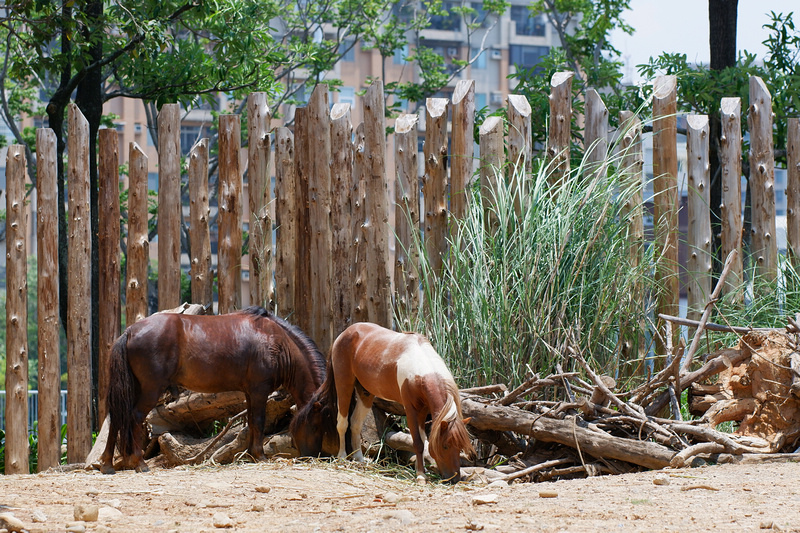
[399, 147, 660, 389]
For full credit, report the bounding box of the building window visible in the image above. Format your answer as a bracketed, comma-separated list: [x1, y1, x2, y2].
[394, 44, 409, 65]
[475, 92, 487, 111]
[471, 48, 487, 69]
[511, 6, 546, 37]
[338, 87, 356, 107]
[180, 125, 212, 156]
[509, 45, 549, 72]
[340, 40, 355, 62]
[429, 2, 461, 31]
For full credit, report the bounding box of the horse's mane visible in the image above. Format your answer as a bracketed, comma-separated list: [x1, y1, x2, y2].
[238, 306, 326, 385]
[429, 381, 475, 462]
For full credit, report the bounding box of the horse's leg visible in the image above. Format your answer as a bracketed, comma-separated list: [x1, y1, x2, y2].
[245, 391, 268, 461]
[348, 389, 374, 462]
[333, 365, 357, 460]
[128, 387, 162, 472]
[405, 407, 427, 483]
[98, 415, 118, 475]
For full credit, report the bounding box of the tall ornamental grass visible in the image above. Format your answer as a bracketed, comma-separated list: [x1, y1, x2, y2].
[398, 152, 662, 389]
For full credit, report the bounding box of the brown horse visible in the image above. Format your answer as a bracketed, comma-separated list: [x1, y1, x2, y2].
[99, 307, 325, 474]
[292, 322, 474, 483]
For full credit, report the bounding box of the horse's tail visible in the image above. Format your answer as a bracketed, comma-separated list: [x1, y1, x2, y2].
[430, 385, 476, 459]
[106, 331, 138, 456]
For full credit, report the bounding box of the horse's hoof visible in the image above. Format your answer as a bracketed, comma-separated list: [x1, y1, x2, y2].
[135, 462, 150, 473]
[415, 475, 427, 484]
[99, 464, 115, 475]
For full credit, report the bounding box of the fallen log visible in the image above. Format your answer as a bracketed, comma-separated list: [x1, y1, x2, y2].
[461, 398, 674, 470]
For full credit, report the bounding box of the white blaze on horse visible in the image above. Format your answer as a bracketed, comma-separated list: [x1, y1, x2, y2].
[291, 322, 474, 483]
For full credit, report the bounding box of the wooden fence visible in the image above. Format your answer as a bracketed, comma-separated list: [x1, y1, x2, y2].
[4, 72, 798, 473]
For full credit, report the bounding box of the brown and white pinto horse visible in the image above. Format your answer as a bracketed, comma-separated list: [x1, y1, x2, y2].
[99, 307, 325, 474]
[292, 322, 473, 483]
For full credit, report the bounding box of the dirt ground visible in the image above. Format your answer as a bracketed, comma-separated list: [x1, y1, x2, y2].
[1, 459, 799, 532]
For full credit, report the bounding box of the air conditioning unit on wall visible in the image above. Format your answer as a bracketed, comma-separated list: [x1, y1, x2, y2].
[490, 49, 502, 60]
[490, 91, 503, 105]
[447, 47, 459, 57]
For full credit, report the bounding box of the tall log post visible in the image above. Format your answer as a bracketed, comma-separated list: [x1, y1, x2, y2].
[508, 94, 532, 216]
[98, 129, 121, 424]
[67, 103, 92, 462]
[36, 129, 61, 471]
[246, 93, 272, 309]
[157, 103, 181, 311]
[351, 123, 369, 325]
[423, 97, 449, 278]
[479, 116, 504, 224]
[126, 143, 149, 324]
[719, 97, 743, 301]
[450, 80, 475, 223]
[394, 113, 420, 329]
[363, 82, 392, 329]
[274, 127, 296, 320]
[189, 139, 212, 309]
[218, 114, 243, 315]
[331, 103, 354, 334]
[618, 111, 645, 377]
[5, 144, 29, 474]
[652, 75, 679, 364]
[547, 71, 573, 189]
[748, 76, 777, 284]
[306, 85, 334, 351]
[686, 115, 712, 327]
[584, 89, 608, 178]
[789, 118, 800, 274]
[293, 108, 310, 331]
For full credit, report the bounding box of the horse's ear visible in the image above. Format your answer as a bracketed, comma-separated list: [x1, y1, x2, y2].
[314, 401, 322, 410]
[462, 417, 472, 425]
[440, 419, 450, 431]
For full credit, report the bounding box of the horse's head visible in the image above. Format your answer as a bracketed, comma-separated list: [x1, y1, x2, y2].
[430, 398, 475, 484]
[290, 398, 339, 457]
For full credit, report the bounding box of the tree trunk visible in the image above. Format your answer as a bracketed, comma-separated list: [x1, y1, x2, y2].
[708, 0, 739, 278]
[73, 0, 104, 428]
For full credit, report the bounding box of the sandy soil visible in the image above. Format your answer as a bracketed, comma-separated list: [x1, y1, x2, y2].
[1, 459, 799, 532]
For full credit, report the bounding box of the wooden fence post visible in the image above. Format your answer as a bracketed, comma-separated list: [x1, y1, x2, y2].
[789, 117, 800, 274]
[618, 110, 645, 376]
[451, 80, 475, 223]
[127, 143, 149, 324]
[363, 81, 392, 329]
[508, 94, 532, 216]
[189, 139, 212, 309]
[720, 97, 743, 301]
[584, 88, 608, 177]
[423, 97, 450, 278]
[247, 93, 272, 309]
[686, 115, 712, 326]
[331, 103, 354, 335]
[394, 113, 420, 329]
[274, 127, 297, 320]
[479, 116, 504, 222]
[67, 103, 92, 462]
[5, 144, 29, 474]
[98, 129, 121, 424]
[547, 71, 573, 189]
[351, 123, 368, 325]
[307, 85, 334, 351]
[748, 76, 777, 284]
[157, 103, 181, 311]
[36, 129, 61, 471]
[652, 75, 679, 364]
[293, 107, 310, 331]
[218, 114, 243, 315]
